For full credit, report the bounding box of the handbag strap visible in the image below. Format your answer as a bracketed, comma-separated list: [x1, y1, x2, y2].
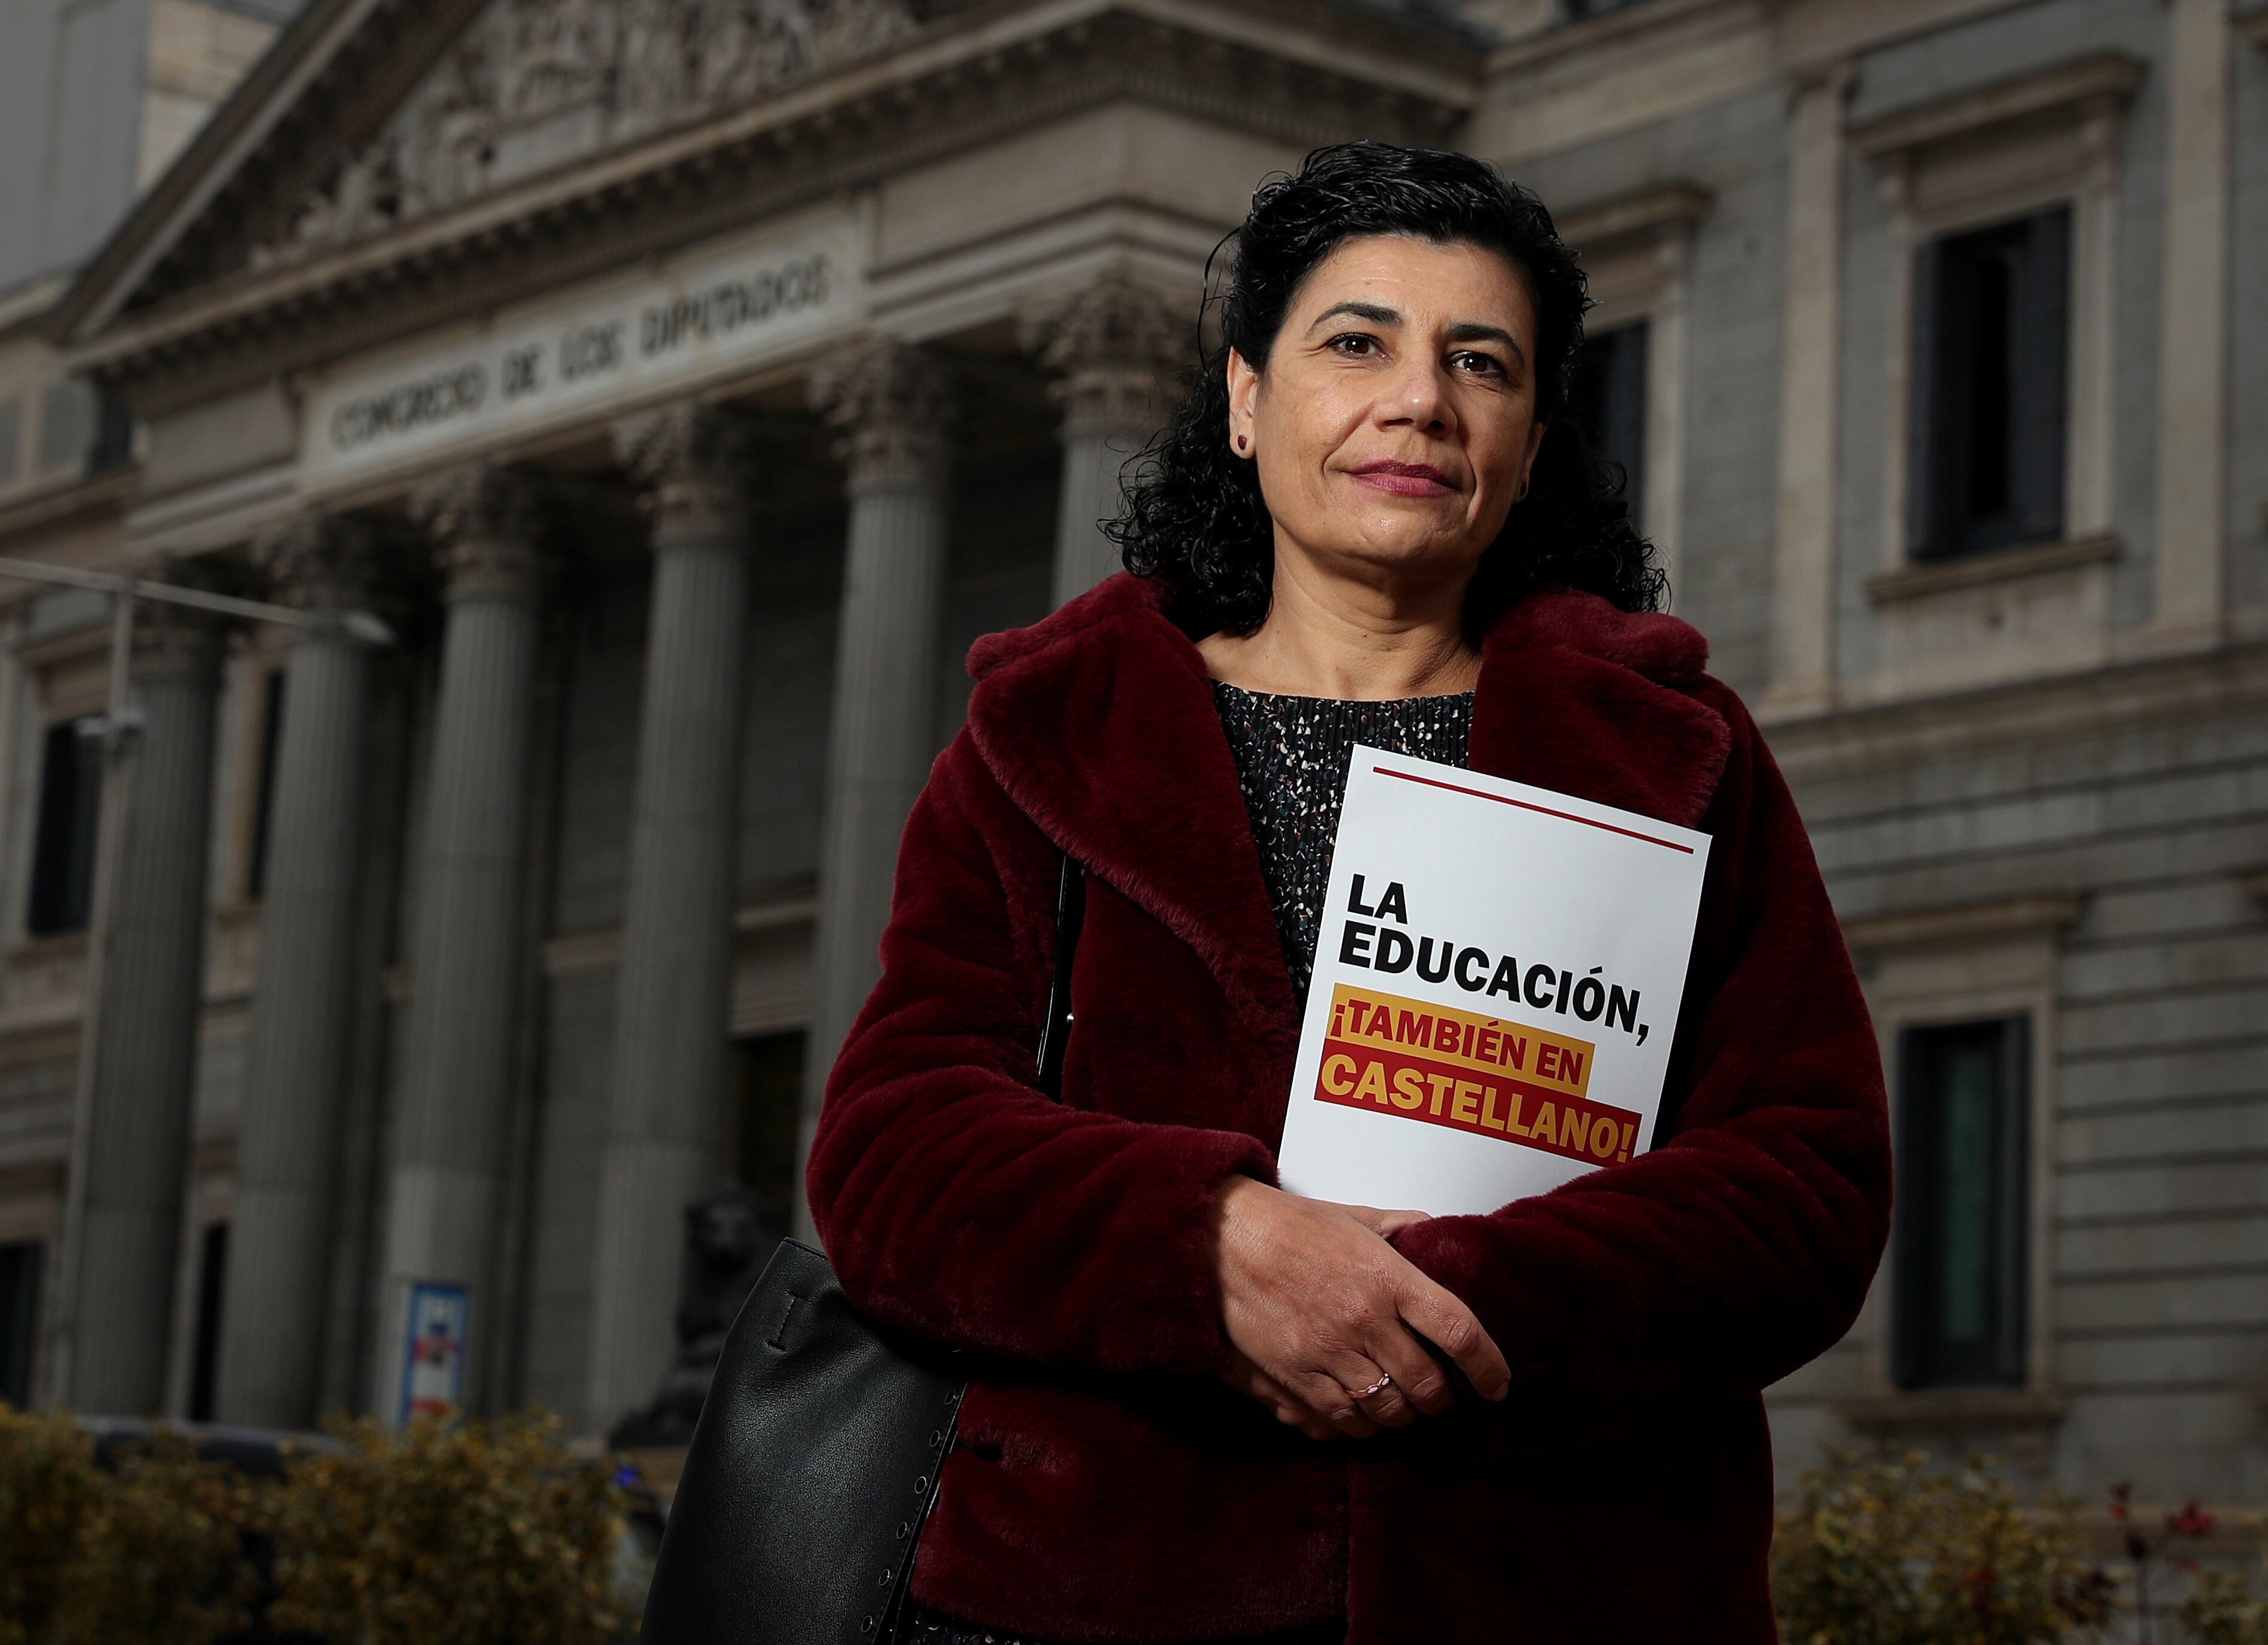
[1034, 852, 1085, 1103]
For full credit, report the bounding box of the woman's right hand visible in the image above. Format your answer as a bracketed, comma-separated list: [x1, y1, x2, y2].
[1209, 1176, 1511, 1439]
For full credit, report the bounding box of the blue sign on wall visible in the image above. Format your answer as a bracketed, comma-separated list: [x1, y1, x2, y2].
[399, 1281, 469, 1425]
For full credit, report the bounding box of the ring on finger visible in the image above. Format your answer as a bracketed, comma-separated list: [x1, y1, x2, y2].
[1348, 1371, 1393, 1401]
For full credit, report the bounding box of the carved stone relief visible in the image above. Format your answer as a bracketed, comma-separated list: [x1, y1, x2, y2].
[1018, 275, 1192, 434]
[256, 512, 394, 611]
[807, 339, 952, 486]
[253, 0, 919, 268]
[613, 402, 759, 539]
[410, 465, 552, 598]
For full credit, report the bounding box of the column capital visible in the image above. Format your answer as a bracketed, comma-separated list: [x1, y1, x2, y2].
[256, 512, 392, 612]
[807, 340, 951, 489]
[1784, 55, 1856, 106]
[131, 597, 229, 687]
[612, 403, 757, 542]
[410, 466, 546, 601]
[1018, 276, 1188, 435]
[127, 557, 245, 685]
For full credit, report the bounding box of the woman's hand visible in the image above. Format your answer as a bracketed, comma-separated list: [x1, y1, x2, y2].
[1209, 1176, 1510, 1438]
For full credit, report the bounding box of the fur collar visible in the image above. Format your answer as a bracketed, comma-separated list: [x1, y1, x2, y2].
[964, 573, 1732, 1033]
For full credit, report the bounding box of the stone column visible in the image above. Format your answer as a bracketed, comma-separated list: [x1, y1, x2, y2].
[2149, 0, 2233, 645]
[1762, 62, 1852, 721]
[793, 342, 952, 1239]
[214, 516, 383, 1430]
[70, 601, 226, 1415]
[1021, 278, 1183, 607]
[585, 405, 756, 1433]
[374, 467, 545, 1420]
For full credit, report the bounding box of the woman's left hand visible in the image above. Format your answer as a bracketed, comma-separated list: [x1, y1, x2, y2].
[1206, 1180, 1488, 1434]
[1217, 1198, 1434, 1438]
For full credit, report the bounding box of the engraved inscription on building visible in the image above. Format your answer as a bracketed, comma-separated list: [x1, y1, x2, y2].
[303, 215, 863, 483]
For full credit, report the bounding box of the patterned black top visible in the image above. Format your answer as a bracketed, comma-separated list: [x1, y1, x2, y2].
[1211, 680, 1476, 1004]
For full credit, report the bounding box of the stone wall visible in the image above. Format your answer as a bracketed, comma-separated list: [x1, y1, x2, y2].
[1769, 690, 2268, 1499]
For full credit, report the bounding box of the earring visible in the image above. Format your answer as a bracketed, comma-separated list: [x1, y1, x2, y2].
[1236, 435, 1248, 452]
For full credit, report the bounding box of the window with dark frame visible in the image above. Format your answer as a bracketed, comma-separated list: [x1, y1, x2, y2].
[1569, 320, 1649, 529]
[0, 1241, 38, 1408]
[26, 716, 105, 937]
[248, 670, 287, 899]
[1909, 205, 2071, 560]
[188, 1222, 229, 1423]
[86, 394, 136, 475]
[1892, 1017, 2031, 1389]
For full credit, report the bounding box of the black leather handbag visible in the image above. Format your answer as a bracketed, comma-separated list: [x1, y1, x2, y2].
[640, 855, 1086, 1645]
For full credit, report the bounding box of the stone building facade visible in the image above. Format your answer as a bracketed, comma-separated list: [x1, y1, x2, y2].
[0, 0, 2260, 1514]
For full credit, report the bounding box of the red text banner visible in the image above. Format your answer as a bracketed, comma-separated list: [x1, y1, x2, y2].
[1314, 984, 1639, 1166]
[1327, 983, 1596, 1094]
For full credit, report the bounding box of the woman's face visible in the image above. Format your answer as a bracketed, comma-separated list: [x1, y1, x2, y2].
[1227, 234, 1548, 598]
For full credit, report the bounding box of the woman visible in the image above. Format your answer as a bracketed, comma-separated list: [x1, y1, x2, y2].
[808, 142, 1891, 1645]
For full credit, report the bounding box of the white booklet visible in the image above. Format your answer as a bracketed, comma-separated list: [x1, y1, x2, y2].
[1275, 746, 1713, 1217]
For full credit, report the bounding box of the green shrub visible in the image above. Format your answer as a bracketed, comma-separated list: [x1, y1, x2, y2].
[55, 1428, 257, 1644]
[17, 1404, 2247, 1645]
[0, 1405, 632, 1645]
[0, 1406, 98, 1645]
[0, 1405, 256, 1645]
[263, 1412, 630, 1645]
[2180, 1517, 2268, 1645]
[1772, 1447, 2115, 1645]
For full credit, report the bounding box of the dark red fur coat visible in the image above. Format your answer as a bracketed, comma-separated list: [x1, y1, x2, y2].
[808, 573, 1891, 1644]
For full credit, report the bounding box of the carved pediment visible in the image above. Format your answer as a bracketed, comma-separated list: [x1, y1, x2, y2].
[251, 0, 918, 269]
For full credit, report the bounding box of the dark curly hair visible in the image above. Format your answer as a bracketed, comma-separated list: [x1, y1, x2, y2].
[1107, 141, 1664, 640]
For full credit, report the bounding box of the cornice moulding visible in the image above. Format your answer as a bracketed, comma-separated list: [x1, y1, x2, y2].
[0, 276, 71, 337]
[1130, 0, 1483, 86]
[1486, 0, 1751, 76]
[1474, 0, 1777, 167]
[0, 468, 144, 542]
[122, 461, 301, 559]
[1553, 180, 1715, 250]
[1775, 0, 2073, 78]
[1846, 50, 2144, 158]
[1863, 532, 2121, 604]
[1839, 895, 2085, 954]
[1764, 638, 2268, 785]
